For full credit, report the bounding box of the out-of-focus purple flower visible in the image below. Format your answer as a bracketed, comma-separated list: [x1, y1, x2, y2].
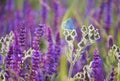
[23, 0, 38, 48]
[91, 49, 106, 81]
[97, 0, 105, 22]
[107, 35, 113, 49]
[54, 32, 61, 62]
[41, 0, 48, 24]
[109, 67, 115, 81]
[104, 0, 112, 34]
[53, 0, 60, 32]
[5, 0, 15, 11]
[54, 32, 61, 71]
[45, 27, 56, 75]
[0, 54, 3, 65]
[14, 9, 24, 28]
[85, 0, 95, 18]
[5, 0, 15, 33]
[90, 0, 105, 28]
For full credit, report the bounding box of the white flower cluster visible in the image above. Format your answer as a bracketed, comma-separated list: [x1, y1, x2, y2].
[111, 44, 120, 62]
[63, 23, 100, 78]
[78, 24, 100, 51]
[111, 44, 120, 76]
[0, 31, 14, 54]
[63, 29, 77, 43]
[73, 61, 93, 81]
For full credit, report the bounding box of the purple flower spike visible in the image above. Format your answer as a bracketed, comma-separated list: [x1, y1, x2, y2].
[85, 0, 95, 18]
[41, 0, 48, 24]
[5, 0, 15, 11]
[5, 45, 14, 80]
[5, 45, 14, 69]
[104, 0, 112, 34]
[107, 35, 113, 49]
[45, 27, 56, 75]
[31, 24, 44, 81]
[92, 49, 106, 81]
[5, 0, 15, 32]
[54, 32, 61, 72]
[31, 50, 43, 81]
[54, 32, 61, 62]
[53, 0, 60, 32]
[0, 54, 3, 65]
[32, 24, 45, 50]
[18, 26, 26, 51]
[14, 9, 24, 28]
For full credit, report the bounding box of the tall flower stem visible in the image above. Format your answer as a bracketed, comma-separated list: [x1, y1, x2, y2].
[68, 62, 74, 78]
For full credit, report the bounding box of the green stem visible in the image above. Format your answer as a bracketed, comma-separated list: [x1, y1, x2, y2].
[68, 62, 74, 78]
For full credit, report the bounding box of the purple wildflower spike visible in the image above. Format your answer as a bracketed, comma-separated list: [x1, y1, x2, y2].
[91, 0, 105, 28]
[5, 0, 15, 32]
[53, 32, 61, 72]
[31, 24, 44, 81]
[5, 0, 15, 11]
[5, 45, 14, 69]
[45, 27, 56, 75]
[31, 50, 43, 81]
[5, 45, 14, 80]
[91, 49, 106, 81]
[53, 0, 60, 32]
[98, 0, 105, 22]
[107, 35, 113, 49]
[32, 24, 45, 50]
[41, 0, 48, 24]
[54, 32, 61, 63]
[12, 31, 24, 77]
[18, 26, 26, 51]
[104, 0, 112, 34]
[109, 67, 115, 81]
[0, 54, 3, 65]
[85, 0, 95, 18]
[14, 9, 24, 28]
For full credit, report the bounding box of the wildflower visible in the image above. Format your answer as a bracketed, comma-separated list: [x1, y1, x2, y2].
[18, 26, 26, 51]
[54, 32, 61, 72]
[41, 0, 48, 24]
[91, 49, 106, 81]
[107, 35, 113, 49]
[85, 0, 95, 18]
[53, 0, 60, 32]
[45, 27, 56, 75]
[5, 45, 14, 80]
[104, 0, 112, 34]
[31, 24, 44, 81]
[32, 24, 45, 50]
